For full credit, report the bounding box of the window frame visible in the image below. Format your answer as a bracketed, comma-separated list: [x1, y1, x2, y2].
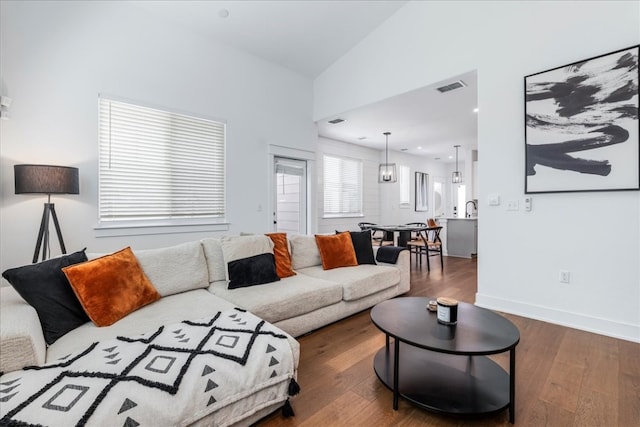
[95, 95, 228, 237]
[322, 153, 364, 218]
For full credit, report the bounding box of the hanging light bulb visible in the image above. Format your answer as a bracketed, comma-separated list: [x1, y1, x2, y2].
[378, 132, 397, 183]
[452, 145, 463, 183]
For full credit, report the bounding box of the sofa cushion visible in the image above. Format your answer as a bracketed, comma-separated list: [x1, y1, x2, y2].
[0, 286, 47, 372]
[227, 253, 280, 289]
[133, 240, 209, 297]
[221, 235, 274, 280]
[1, 249, 89, 345]
[289, 234, 321, 270]
[201, 237, 226, 283]
[63, 247, 161, 327]
[315, 232, 358, 270]
[297, 264, 400, 302]
[208, 274, 343, 324]
[46, 289, 240, 362]
[265, 232, 296, 278]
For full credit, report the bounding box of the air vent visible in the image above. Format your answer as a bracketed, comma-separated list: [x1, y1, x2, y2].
[436, 80, 467, 93]
[328, 118, 345, 124]
[357, 136, 368, 141]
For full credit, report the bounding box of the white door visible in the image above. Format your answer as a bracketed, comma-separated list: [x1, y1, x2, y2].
[273, 157, 307, 234]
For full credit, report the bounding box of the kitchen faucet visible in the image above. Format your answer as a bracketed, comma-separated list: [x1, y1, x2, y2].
[465, 200, 477, 218]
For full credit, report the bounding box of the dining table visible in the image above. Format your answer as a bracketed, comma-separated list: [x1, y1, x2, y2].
[370, 224, 430, 247]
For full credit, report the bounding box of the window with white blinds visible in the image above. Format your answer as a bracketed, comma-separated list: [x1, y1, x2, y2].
[98, 97, 226, 225]
[323, 154, 363, 217]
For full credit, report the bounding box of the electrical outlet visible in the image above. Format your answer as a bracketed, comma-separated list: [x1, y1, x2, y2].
[559, 270, 570, 284]
[506, 200, 519, 211]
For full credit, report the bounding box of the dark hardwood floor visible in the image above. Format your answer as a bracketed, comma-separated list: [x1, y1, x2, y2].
[258, 256, 640, 426]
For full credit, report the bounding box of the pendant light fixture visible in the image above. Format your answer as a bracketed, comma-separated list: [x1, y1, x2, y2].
[452, 145, 463, 183]
[378, 131, 397, 183]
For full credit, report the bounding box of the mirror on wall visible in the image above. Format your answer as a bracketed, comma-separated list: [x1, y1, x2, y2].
[415, 172, 429, 212]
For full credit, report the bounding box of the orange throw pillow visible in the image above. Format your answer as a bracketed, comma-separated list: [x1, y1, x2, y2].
[314, 232, 358, 270]
[265, 232, 296, 278]
[62, 247, 161, 327]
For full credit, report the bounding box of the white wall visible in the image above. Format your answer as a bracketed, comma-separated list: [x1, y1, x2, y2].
[316, 136, 381, 233]
[314, 1, 640, 342]
[0, 1, 315, 273]
[377, 150, 449, 224]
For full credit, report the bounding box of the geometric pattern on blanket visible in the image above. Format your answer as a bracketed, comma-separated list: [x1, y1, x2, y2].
[0, 308, 298, 427]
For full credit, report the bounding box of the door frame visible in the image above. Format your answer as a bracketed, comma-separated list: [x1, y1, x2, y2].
[267, 145, 316, 234]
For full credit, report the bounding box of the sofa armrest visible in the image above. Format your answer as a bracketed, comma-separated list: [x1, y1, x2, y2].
[372, 247, 411, 293]
[0, 286, 46, 373]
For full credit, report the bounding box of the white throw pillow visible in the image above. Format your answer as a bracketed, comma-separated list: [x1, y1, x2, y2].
[134, 241, 209, 297]
[289, 234, 322, 270]
[201, 237, 226, 283]
[220, 235, 274, 281]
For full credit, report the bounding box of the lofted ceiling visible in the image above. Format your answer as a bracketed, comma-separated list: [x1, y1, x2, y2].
[316, 71, 478, 162]
[131, 0, 476, 162]
[131, 0, 408, 78]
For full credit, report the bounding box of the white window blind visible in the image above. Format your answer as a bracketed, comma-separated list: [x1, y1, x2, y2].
[98, 97, 225, 224]
[323, 154, 362, 217]
[399, 165, 410, 206]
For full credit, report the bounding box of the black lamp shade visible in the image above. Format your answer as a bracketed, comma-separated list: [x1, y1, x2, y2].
[14, 164, 79, 195]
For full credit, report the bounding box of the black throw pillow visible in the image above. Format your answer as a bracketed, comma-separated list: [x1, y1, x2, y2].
[348, 230, 377, 265]
[227, 253, 280, 289]
[2, 249, 90, 345]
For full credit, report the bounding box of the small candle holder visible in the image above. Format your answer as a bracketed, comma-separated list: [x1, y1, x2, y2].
[436, 297, 458, 325]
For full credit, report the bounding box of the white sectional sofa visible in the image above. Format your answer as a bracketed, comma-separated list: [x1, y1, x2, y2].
[0, 233, 410, 426]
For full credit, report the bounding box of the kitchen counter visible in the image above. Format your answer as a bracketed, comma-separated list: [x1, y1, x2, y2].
[446, 218, 477, 258]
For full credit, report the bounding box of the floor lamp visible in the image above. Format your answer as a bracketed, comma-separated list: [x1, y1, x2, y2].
[14, 164, 79, 263]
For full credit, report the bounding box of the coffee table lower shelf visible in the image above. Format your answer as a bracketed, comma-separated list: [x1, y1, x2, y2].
[374, 342, 510, 417]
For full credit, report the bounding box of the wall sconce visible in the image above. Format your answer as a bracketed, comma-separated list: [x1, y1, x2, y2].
[14, 164, 80, 263]
[378, 131, 397, 183]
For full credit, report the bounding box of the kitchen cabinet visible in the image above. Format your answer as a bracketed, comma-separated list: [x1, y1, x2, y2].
[447, 218, 477, 258]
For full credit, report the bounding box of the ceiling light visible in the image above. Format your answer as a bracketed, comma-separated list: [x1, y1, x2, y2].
[378, 132, 397, 183]
[452, 145, 463, 183]
[473, 107, 479, 113]
[417, 146, 422, 150]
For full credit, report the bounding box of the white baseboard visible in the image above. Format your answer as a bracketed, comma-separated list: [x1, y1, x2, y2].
[475, 293, 639, 343]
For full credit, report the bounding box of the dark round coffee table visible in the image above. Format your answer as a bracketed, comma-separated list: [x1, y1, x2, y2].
[371, 297, 520, 423]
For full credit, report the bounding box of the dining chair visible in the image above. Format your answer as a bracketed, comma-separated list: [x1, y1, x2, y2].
[358, 222, 390, 246]
[404, 222, 427, 264]
[407, 224, 444, 271]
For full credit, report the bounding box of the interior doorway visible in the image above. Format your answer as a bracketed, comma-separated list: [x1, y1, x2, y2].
[273, 157, 307, 234]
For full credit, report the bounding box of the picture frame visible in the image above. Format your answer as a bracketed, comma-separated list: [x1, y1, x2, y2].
[415, 172, 429, 211]
[524, 45, 639, 194]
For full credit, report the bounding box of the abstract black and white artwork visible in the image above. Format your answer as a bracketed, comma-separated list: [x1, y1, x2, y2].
[525, 45, 639, 193]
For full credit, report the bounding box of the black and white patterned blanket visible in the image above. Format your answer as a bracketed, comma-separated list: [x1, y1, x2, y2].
[0, 309, 298, 427]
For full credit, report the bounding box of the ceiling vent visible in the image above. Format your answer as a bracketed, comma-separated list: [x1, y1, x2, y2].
[328, 118, 345, 124]
[436, 80, 467, 93]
